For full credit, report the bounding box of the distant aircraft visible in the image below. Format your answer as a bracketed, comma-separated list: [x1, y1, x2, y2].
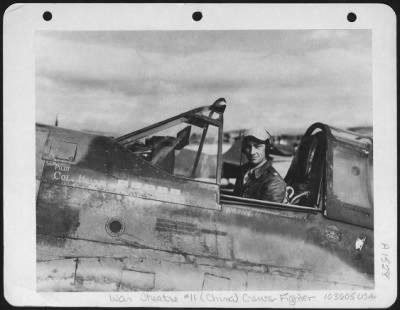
[36, 98, 374, 291]
[347, 126, 373, 137]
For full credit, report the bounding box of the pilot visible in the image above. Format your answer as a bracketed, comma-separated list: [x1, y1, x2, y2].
[234, 127, 287, 203]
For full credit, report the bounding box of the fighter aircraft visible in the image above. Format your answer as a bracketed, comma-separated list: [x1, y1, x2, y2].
[36, 98, 374, 291]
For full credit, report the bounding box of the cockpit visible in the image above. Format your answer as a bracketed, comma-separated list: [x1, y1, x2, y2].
[115, 99, 373, 228]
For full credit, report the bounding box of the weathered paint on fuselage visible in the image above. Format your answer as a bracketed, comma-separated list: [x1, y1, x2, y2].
[36, 124, 373, 291]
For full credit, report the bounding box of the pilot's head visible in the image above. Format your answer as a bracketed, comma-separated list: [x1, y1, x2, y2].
[242, 127, 272, 166]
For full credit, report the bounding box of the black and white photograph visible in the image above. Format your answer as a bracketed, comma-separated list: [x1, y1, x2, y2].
[35, 28, 375, 291]
[4, 4, 396, 307]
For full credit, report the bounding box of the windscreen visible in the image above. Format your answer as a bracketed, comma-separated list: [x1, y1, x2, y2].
[127, 119, 219, 183]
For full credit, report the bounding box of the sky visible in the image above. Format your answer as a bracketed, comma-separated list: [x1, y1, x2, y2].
[35, 30, 372, 136]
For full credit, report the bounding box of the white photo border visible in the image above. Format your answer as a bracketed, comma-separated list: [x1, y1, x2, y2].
[3, 3, 397, 307]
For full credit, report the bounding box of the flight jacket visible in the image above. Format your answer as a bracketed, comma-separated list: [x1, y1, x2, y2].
[233, 160, 287, 203]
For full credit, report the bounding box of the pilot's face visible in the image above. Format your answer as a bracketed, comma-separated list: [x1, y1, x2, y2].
[243, 139, 266, 165]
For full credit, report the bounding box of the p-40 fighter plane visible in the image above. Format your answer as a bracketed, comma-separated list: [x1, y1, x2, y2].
[36, 98, 374, 291]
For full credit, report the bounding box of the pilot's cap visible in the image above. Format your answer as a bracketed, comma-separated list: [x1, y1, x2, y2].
[243, 126, 271, 142]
